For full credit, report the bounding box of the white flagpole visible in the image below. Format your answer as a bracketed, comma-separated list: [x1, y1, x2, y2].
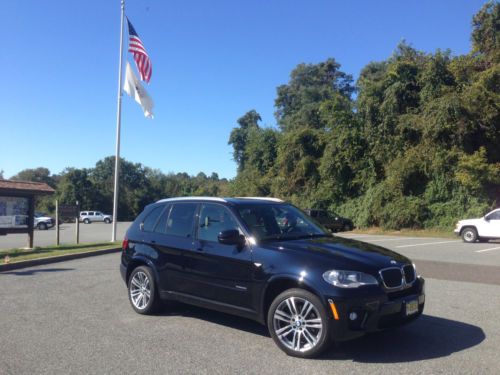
[112, 0, 125, 242]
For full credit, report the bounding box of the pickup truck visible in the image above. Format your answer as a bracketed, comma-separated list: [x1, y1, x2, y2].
[454, 208, 500, 242]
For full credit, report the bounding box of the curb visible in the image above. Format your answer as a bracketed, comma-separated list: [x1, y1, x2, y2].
[0, 247, 121, 272]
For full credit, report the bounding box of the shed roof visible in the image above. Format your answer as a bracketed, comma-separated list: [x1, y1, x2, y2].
[0, 179, 55, 195]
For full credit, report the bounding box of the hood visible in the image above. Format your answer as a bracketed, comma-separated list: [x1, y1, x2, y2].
[262, 235, 411, 270]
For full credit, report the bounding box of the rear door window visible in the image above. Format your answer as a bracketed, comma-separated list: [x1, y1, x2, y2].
[154, 203, 197, 238]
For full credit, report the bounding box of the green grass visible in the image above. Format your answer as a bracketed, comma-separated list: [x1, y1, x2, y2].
[1, 242, 121, 264]
[350, 227, 457, 239]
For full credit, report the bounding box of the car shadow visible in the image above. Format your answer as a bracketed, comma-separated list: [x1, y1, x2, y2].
[320, 314, 485, 362]
[157, 302, 269, 337]
[0, 268, 75, 276]
[156, 306, 484, 362]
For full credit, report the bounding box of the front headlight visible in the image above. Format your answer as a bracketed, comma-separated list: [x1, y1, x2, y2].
[323, 270, 379, 288]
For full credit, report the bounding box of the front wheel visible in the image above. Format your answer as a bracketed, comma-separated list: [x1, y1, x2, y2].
[37, 222, 47, 230]
[128, 266, 159, 314]
[104, 218, 111, 224]
[462, 227, 478, 243]
[83, 218, 90, 224]
[267, 288, 331, 358]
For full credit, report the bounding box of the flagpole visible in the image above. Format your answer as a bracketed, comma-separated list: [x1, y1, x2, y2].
[112, 0, 125, 242]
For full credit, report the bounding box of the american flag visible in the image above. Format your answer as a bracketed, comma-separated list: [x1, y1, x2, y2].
[127, 18, 152, 83]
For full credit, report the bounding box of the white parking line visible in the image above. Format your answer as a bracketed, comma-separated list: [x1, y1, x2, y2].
[475, 246, 500, 253]
[364, 238, 421, 242]
[396, 240, 460, 248]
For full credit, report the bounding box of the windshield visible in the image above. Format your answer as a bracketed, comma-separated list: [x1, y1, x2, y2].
[236, 203, 329, 241]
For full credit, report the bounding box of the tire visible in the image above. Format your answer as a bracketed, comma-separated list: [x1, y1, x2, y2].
[37, 222, 47, 230]
[128, 266, 160, 315]
[104, 218, 111, 224]
[267, 288, 331, 358]
[83, 218, 90, 224]
[342, 223, 352, 232]
[462, 227, 478, 243]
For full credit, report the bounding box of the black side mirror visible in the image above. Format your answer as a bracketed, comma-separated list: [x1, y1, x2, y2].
[218, 229, 245, 247]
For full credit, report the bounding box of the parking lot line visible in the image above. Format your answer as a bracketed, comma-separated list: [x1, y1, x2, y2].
[364, 238, 421, 242]
[396, 240, 460, 248]
[475, 246, 500, 253]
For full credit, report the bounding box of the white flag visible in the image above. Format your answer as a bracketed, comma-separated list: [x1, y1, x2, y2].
[124, 61, 154, 118]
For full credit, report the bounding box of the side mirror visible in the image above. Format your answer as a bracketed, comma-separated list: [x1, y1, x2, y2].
[218, 229, 245, 247]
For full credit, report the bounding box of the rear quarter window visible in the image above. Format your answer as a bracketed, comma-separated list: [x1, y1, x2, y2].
[142, 205, 166, 232]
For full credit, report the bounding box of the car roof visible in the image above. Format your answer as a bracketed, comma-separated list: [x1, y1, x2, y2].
[155, 196, 284, 205]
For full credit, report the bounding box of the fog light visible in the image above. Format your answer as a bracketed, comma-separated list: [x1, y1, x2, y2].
[349, 312, 358, 321]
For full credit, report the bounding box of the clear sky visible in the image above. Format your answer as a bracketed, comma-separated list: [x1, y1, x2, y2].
[0, 0, 488, 180]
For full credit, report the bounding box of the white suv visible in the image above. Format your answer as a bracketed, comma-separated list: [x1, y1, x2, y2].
[454, 208, 500, 243]
[80, 211, 113, 224]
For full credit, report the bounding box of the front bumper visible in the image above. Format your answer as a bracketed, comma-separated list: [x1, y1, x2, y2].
[327, 277, 425, 341]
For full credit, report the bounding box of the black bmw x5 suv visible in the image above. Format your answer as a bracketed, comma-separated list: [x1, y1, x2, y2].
[121, 197, 425, 358]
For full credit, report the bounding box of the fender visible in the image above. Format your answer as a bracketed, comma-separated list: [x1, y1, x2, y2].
[259, 273, 326, 321]
[128, 254, 161, 287]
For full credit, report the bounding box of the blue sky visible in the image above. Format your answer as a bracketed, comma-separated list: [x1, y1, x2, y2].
[0, 0, 488, 180]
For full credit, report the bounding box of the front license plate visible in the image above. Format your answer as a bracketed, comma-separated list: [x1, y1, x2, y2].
[405, 299, 419, 316]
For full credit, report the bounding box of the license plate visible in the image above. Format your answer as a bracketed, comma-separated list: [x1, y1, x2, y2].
[405, 299, 419, 316]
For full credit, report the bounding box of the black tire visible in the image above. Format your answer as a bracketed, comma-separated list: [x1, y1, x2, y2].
[128, 266, 160, 315]
[83, 218, 90, 224]
[37, 222, 47, 230]
[342, 223, 352, 232]
[267, 288, 331, 358]
[462, 227, 478, 243]
[104, 218, 111, 224]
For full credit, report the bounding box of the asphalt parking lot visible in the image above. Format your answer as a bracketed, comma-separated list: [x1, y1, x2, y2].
[0, 222, 133, 250]
[1, 234, 500, 374]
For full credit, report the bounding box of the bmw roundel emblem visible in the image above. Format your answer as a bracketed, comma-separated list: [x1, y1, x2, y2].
[390, 260, 397, 265]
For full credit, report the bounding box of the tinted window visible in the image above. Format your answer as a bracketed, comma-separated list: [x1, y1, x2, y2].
[154, 203, 196, 238]
[88, 212, 94, 216]
[198, 204, 239, 242]
[142, 205, 165, 232]
[237, 204, 327, 241]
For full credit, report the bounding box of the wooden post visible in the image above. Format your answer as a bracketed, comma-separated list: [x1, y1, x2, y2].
[55, 199, 60, 246]
[27, 196, 34, 249]
[75, 217, 80, 244]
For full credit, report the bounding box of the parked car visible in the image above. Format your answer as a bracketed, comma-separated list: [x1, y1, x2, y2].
[79, 211, 112, 224]
[120, 197, 425, 358]
[34, 212, 55, 230]
[304, 209, 354, 232]
[454, 208, 500, 243]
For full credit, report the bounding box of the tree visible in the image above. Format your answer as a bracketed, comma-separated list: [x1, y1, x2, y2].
[472, 1, 500, 63]
[228, 110, 261, 172]
[275, 58, 354, 132]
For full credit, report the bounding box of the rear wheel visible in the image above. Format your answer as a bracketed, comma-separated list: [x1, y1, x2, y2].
[37, 222, 47, 230]
[128, 266, 159, 314]
[462, 227, 478, 243]
[342, 223, 352, 231]
[267, 288, 331, 358]
[83, 218, 90, 224]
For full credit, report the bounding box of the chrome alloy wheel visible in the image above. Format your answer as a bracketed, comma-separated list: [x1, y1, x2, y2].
[129, 271, 151, 310]
[273, 297, 323, 352]
[463, 230, 474, 242]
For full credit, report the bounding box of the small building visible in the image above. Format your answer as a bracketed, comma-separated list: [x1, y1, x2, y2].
[0, 180, 55, 248]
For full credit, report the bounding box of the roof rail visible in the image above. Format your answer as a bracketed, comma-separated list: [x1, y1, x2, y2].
[235, 197, 284, 203]
[156, 197, 227, 203]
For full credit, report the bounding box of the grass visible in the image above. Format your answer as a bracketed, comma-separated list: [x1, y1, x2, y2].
[1, 242, 121, 264]
[350, 227, 457, 239]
